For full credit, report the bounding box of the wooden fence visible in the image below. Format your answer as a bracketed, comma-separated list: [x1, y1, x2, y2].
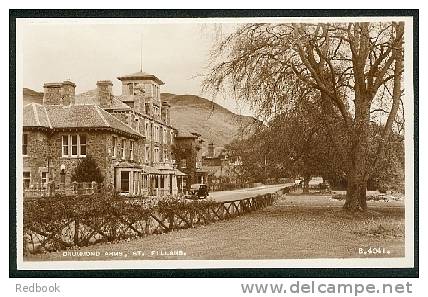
[23, 186, 291, 255]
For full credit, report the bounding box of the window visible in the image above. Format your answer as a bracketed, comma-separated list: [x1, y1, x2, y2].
[145, 145, 150, 163]
[163, 149, 168, 162]
[180, 159, 187, 169]
[130, 141, 134, 161]
[41, 172, 48, 188]
[145, 121, 150, 139]
[23, 172, 30, 189]
[154, 125, 160, 142]
[128, 83, 134, 95]
[135, 118, 139, 132]
[80, 135, 86, 156]
[121, 139, 126, 159]
[22, 133, 28, 156]
[112, 136, 117, 157]
[71, 135, 78, 156]
[154, 148, 160, 163]
[62, 134, 87, 157]
[120, 171, 130, 193]
[163, 128, 167, 143]
[62, 135, 69, 156]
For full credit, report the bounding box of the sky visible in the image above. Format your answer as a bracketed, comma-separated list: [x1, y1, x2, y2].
[21, 21, 252, 116]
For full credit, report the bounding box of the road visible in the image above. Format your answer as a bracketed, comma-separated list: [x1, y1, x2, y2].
[209, 183, 293, 202]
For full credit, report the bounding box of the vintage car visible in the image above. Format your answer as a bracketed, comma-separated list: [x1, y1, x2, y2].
[187, 183, 209, 199]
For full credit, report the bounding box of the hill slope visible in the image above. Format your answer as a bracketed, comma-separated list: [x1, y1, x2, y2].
[23, 88, 43, 106]
[161, 93, 258, 147]
[22, 88, 258, 147]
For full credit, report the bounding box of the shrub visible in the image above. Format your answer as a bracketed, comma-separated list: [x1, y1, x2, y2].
[71, 155, 103, 183]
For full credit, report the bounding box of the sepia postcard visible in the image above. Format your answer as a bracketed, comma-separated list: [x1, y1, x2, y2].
[10, 10, 418, 276]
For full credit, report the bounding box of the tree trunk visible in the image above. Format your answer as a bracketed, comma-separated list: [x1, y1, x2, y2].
[343, 111, 370, 212]
[343, 170, 368, 211]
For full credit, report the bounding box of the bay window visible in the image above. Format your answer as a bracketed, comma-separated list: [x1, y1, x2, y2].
[120, 171, 130, 193]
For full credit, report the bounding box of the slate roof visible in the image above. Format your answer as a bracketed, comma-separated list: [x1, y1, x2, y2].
[23, 103, 143, 138]
[115, 94, 140, 103]
[175, 130, 198, 138]
[75, 89, 131, 110]
[117, 71, 164, 85]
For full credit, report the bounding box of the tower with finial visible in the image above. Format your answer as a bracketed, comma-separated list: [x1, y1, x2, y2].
[117, 34, 165, 118]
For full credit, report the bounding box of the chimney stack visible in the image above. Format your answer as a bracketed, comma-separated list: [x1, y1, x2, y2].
[43, 81, 76, 106]
[61, 81, 76, 106]
[96, 80, 113, 108]
[208, 142, 215, 158]
[43, 83, 62, 105]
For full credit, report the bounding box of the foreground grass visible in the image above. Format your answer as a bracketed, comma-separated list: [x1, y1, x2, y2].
[26, 195, 404, 261]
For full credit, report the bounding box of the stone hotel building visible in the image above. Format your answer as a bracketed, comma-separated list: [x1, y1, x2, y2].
[22, 71, 184, 197]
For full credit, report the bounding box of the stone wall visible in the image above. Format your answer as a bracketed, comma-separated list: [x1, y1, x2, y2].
[173, 137, 200, 186]
[23, 130, 50, 185]
[47, 131, 110, 186]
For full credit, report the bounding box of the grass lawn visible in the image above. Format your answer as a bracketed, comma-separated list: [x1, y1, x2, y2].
[26, 194, 405, 261]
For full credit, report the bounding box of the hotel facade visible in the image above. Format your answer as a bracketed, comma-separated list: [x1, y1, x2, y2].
[23, 71, 184, 197]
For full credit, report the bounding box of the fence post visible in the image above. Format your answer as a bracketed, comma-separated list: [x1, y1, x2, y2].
[168, 211, 174, 231]
[72, 181, 78, 194]
[74, 218, 80, 246]
[47, 181, 55, 197]
[91, 181, 97, 193]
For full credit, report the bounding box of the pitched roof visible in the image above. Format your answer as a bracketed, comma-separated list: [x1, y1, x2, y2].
[175, 130, 198, 138]
[23, 103, 143, 138]
[117, 71, 164, 85]
[75, 89, 131, 110]
[114, 94, 140, 103]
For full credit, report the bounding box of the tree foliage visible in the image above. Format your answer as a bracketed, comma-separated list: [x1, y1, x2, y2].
[71, 155, 104, 184]
[205, 22, 405, 211]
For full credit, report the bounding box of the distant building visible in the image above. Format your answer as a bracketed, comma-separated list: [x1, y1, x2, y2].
[173, 131, 207, 192]
[202, 142, 228, 191]
[22, 71, 185, 197]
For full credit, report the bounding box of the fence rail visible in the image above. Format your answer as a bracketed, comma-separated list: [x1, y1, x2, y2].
[23, 186, 291, 255]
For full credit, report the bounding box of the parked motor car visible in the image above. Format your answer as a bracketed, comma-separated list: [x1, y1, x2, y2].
[187, 183, 209, 199]
[308, 177, 324, 188]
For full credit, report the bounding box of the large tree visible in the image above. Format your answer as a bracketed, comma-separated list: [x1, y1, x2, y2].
[204, 22, 404, 211]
